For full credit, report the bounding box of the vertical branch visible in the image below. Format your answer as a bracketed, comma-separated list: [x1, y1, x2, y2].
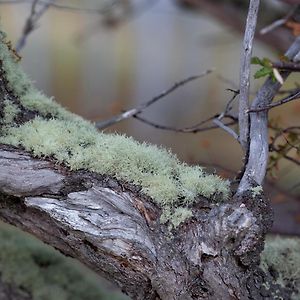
[238, 36, 300, 193]
[239, 0, 260, 151]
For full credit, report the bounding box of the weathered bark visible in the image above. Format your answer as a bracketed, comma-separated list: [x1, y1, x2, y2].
[0, 145, 290, 299]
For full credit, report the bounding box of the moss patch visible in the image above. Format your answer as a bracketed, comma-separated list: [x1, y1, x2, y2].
[0, 222, 128, 300]
[2, 99, 20, 125]
[261, 236, 300, 299]
[0, 30, 230, 227]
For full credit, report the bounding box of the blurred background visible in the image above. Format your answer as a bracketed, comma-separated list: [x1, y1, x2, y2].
[0, 0, 299, 298]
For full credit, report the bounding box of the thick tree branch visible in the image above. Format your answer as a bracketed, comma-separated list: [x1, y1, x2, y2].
[0, 146, 284, 300]
[0, 30, 292, 299]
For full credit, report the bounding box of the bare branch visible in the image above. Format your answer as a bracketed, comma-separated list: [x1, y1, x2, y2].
[272, 61, 300, 72]
[212, 118, 239, 140]
[133, 88, 238, 138]
[238, 36, 300, 193]
[248, 89, 300, 112]
[16, 0, 54, 52]
[239, 0, 260, 151]
[95, 70, 213, 129]
[260, 5, 299, 35]
[134, 114, 237, 134]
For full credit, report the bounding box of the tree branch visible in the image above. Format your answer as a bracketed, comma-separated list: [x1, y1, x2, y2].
[16, 0, 54, 52]
[239, 0, 260, 151]
[95, 71, 213, 129]
[248, 89, 300, 112]
[238, 36, 300, 193]
[272, 61, 300, 72]
[259, 4, 299, 35]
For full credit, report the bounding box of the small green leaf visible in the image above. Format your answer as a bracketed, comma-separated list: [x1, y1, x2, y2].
[254, 67, 273, 79]
[262, 57, 272, 67]
[251, 56, 262, 65]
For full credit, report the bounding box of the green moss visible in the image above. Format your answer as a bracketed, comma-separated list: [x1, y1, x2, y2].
[0, 222, 128, 300]
[0, 30, 230, 227]
[261, 236, 300, 299]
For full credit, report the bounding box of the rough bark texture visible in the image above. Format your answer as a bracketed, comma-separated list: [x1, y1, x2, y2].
[0, 145, 290, 300]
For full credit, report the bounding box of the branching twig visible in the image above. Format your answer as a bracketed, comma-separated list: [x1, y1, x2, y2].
[16, 0, 54, 52]
[238, 36, 300, 193]
[239, 0, 260, 151]
[133, 114, 237, 134]
[132, 89, 239, 138]
[248, 89, 300, 112]
[95, 70, 213, 129]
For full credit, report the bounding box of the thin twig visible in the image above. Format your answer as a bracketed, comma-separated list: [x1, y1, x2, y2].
[239, 0, 260, 151]
[248, 89, 300, 112]
[212, 118, 239, 140]
[16, 0, 55, 52]
[260, 5, 299, 35]
[218, 89, 239, 119]
[95, 70, 213, 129]
[133, 115, 236, 134]
[132, 89, 239, 136]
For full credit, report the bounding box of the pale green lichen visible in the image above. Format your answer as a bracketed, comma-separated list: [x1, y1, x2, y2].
[0, 30, 230, 227]
[251, 185, 263, 198]
[261, 236, 300, 299]
[161, 207, 193, 229]
[0, 222, 128, 300]
[2, 99, 20, 124]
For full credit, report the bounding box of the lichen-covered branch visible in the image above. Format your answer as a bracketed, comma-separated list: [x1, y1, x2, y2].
[0, 28, 298, 299]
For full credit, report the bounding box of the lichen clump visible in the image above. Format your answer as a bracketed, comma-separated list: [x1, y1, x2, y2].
[261, 236, 300, 299]
[0, 30, 230, 227]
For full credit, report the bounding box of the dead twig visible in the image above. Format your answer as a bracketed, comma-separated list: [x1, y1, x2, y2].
[248, 89, 300, 112]
[260, 5, 299, 35]
[95, 70, 213, 129]
[16, 0, 55, 52]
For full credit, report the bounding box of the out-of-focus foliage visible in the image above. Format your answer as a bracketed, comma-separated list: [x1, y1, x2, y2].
[0, 222, 129, 300]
